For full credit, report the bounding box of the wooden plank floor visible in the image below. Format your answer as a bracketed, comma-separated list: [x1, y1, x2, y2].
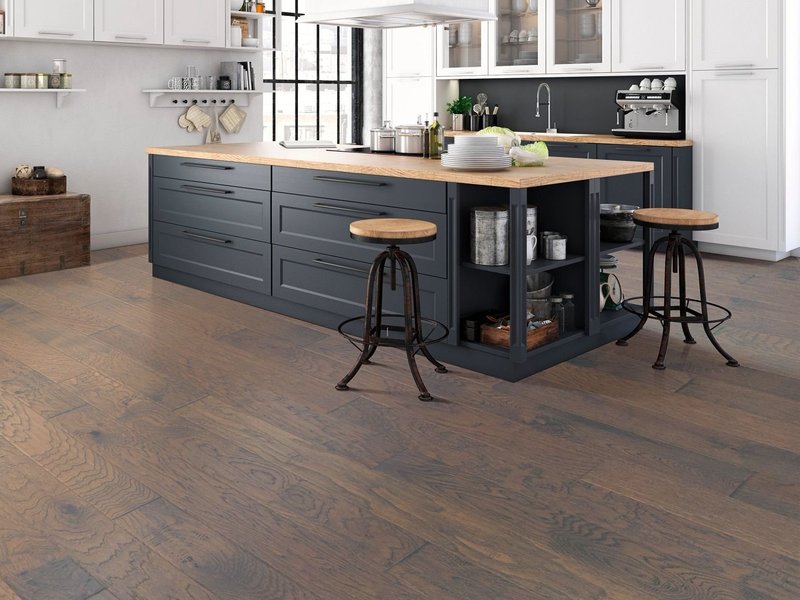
[0, 244, 798, 599]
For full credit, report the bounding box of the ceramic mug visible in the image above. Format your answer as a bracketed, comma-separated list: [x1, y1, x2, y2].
[526, 235, 538, 265]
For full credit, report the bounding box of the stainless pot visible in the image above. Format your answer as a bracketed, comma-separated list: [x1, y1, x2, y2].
[395, 125, 425, 155]
[600, 204, 639, 243]
[370, 122, 396, 153]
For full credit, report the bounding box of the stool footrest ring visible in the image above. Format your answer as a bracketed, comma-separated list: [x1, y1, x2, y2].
[622, 296, 733, 328]
[338, 314, 449, 352]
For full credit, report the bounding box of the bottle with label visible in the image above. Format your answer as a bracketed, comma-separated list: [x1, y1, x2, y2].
[429, 112, 443, 159]
[422, 120, 430, 158]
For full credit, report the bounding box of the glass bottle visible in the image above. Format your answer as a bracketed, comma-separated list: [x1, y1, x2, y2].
[550, 296, 565, 335]
[422, 120, 430, 158]
[560, 293, 575, 332]
[429, 112, 443, 158]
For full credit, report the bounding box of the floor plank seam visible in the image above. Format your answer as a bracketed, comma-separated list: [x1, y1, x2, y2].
[109, 495, 162, 521]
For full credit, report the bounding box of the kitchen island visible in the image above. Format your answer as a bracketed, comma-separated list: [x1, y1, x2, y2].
[147, 142, 653, 381]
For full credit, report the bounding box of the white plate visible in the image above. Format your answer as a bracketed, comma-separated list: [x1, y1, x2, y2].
[446, 149, 505, 157]
[442, 159, 512, 167]
[455, 136, 499, 145]
[443, 165, 512, 172]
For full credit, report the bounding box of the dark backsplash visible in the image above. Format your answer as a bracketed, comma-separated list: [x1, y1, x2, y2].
[458, 75, 686, 135]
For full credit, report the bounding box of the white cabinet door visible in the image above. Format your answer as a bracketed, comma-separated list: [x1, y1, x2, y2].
[436, 22, 489, 77]
[384, 77, 434, 127]
[612, 0, 685, 72]
[165, 0, 226, 48]
[489, 0, 546, 76]
[14, 0, 92, 41]
[691, 70, 779, 250]
[95, 0, 164, 44]
[692, 0, 779, 70]
[385, 27, 433, 77]
[546, 0, 611, 74]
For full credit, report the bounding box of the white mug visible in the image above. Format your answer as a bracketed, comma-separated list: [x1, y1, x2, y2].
[526, 235, 538, 265]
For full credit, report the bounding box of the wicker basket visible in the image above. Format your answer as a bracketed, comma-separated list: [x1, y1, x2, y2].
[480, 319, 559, 351]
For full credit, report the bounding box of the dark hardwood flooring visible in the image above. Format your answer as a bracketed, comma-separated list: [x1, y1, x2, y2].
[0, 244, 798, 599]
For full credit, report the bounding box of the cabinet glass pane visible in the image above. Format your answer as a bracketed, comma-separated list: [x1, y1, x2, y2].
[553, 0, 604, 66]
[442, 21, 483, 70]
[495, 0, 541, 68]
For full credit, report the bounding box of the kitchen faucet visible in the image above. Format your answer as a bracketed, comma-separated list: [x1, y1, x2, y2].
[535, 82, 558, 134]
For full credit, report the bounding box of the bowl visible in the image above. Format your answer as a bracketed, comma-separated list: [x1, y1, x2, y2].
[242, 37, 259, 47]
[526, 272, 554, 299]
[600, 204, 639, 242]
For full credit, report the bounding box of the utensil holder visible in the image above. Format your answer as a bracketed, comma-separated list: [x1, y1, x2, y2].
[469, 115, 482, 131]
[451, 114, 465, 131]
[481, 114, 498, 129]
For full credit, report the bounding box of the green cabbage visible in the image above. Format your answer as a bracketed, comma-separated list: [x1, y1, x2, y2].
[476, 127, 521, 153]
[510, 141, 549, 167]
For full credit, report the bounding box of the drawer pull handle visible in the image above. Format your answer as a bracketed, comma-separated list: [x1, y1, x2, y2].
[180, 162, 235, 170]
[181, 184, 234, 195]
[312, 203, 386, 217]
[312, 176, 387, 187]
[182, 38, 211, 44]
[115, 34, 147, 40]
[182, 231, 232, 245]
[38, 30, 75, 36]
[313, 258, 369, 274]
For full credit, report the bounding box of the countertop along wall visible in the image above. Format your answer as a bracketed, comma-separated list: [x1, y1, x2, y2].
[0, 40, 263, 249]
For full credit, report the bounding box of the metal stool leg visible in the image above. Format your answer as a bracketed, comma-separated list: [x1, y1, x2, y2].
[618, 235, 668, 346]
[397, 255, 433, 401]
[336, 250, 388, 391]
[364, 252, 389, 364]
[397, 249, 448, 374]
[677, 239, 696, 344]
[653, 234, 677, 370]
[682, 238, 740, 367]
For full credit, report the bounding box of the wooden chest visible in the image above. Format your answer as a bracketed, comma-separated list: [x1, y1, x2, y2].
[0, 193, 90, 279]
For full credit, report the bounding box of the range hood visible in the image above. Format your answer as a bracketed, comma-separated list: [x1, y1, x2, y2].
[296, 0, 496, 29]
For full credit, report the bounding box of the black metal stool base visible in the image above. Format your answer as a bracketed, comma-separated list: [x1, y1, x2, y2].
[335, 245, 449, 401]
[617, 230, 739, 370]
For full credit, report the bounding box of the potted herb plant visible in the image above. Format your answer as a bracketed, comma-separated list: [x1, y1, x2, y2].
[446, 96, 472, 131]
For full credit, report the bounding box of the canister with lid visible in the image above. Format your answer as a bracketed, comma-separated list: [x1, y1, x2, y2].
[20, 73, 37, 89]
[471, 206, 509, 266]
[36, 73, 48, 89]
[4, 73, 20, 88]
[369, 121, 396, 153]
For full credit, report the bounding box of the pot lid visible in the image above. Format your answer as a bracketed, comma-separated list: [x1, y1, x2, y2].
[395, 124, 426, 131]
[297, 0, 496, 29]
[600, 203, 639, 214]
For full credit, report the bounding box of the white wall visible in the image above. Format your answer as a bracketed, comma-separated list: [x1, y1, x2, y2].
[0, 40, 264, 249]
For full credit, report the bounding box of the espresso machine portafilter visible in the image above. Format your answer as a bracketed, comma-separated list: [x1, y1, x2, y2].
[612, 90, 682, 139]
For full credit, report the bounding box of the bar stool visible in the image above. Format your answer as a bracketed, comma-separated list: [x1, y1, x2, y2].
[617, 208, 739, 370]
[335, 218, 449, 401]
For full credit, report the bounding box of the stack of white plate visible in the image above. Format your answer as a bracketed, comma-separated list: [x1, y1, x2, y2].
[442, 136, 512, 172]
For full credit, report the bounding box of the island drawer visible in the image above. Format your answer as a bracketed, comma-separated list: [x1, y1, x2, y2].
[272, 193, 446, 278]
[272, 167, 446, 213]
[272, 246, 448, 323]
[152, 221, 270, 295]
[152, 156, 271, 191]
[152, 177, 270, 242]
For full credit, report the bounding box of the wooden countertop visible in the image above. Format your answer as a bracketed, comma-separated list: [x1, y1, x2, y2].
[147, 142, 653, 189]
[445, 130, 693, 147]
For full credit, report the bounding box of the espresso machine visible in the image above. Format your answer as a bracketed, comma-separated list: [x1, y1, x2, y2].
[612, 89, 682, 139]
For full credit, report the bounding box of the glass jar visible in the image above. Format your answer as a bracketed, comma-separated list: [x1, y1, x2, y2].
[20, 73, 37, 89]
[560, 293, 575, 331]
[60, 73, 73, 89]
[36, 73, 49, 89]
[48, 73, 62, 89]
[550, 296, 565, 334]
[52, 58, 67, 74]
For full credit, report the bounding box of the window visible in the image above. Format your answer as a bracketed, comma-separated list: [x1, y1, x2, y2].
[263, 1, 363, 144]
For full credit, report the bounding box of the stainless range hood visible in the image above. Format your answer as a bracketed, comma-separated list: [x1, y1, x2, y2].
[296, 0, 496, 29]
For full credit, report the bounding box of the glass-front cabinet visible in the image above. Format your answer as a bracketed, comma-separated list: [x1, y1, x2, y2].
[489, 0, 546, 75]
[546, 0, 611, 74]
[436, 21, 489, 77]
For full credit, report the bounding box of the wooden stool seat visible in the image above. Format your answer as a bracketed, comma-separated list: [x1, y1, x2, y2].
[633, 208, 719, 231]
[349, 218, 437, 244]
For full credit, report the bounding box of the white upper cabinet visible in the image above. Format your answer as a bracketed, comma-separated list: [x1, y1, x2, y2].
[165, 0, 226, 48]
[95, 0, 164, 44]
[14, 0, 93, 41]
[692, 0, 779, 70]
[612, 0, 685, 72]
[489, 0, 546, 75]
[385, 26, 434, 77]
[436, 21, 489, 77]
[384, 77, 435, 126]
[547, 0, 611, 74]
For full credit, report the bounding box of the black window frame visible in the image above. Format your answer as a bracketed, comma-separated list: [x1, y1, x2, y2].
[264, 2, 363, 144]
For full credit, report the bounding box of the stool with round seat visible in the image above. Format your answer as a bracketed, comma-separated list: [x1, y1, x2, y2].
[616, 208, 739, 370]
[335, 218, 449, 401]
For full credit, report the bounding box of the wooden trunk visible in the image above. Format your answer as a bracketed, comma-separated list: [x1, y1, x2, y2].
[0, 193, 90, 279]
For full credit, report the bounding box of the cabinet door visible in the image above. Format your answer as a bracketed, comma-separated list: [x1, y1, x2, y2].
[612, 0, 685, 72]
[437, 21, 489, 77]
[692, 0, 779, 70]
[384, 77, 435, 127]
[95, 0, 163, 44]
[489, 0, 546, 75]
[691, 70, 779, 250]
[384, 26, 433, 77]
[547, 142, 597, 159]
[547, 0, 611, 74]
[165, 0, 226, 48]
[14, 0, 92, 40]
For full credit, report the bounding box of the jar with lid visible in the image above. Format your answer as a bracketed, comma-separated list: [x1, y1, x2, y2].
[60, 73, 72, 89]
[4, 73, 20, 88]
[471, 207, 509, 266]
[560, 293, 575, 332]
[549, 296, 565, 334]
[36, 73, 49, 89]
[20, 73, 37, 89]
[52, 59, 67, 74]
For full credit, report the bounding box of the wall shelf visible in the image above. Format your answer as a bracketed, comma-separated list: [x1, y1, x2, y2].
[141, 89, 261, 108]
[0, 88, 86, 108]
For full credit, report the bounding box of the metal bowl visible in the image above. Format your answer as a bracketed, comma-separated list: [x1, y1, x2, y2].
[525, 272, 554, 299]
